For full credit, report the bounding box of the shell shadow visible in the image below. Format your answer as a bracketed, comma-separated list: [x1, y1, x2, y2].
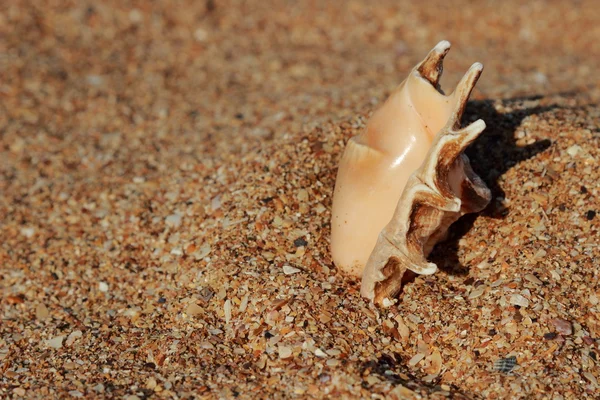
[359, 353, 476, 399]
[430, 98, 555, 276]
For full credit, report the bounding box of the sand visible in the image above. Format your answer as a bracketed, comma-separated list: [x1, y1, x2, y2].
[1, 1, 599, 398]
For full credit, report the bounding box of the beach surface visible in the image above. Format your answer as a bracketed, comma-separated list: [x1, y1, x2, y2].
[1, 1, 600, 398]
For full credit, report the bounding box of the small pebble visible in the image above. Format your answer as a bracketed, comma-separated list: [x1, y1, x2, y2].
[318, 373, 331, 383]
[293, 237, 308, 247]
[194, 243, 212, 260]
[128, 9, 143, 23]
[551, 318, 573, 335]
[198, 287, 215, 303]
[365, 375, 381, 386]
[194, 28, 208, 42]
[296, 189, 309, 201]
[146, 377, 157, 390]
[20, 227, 35, 238]
[566, 144, 582, 157]
[98, 282, 109, 292]
[35, 303, 49, 320]
[93, 384, 104, 393]
[86, 75, 104, 86]
[326, 349, 341, 356]
[211, 195, 221, 211]
[46, 335, 65, 349]
[165, 213, 182, 227]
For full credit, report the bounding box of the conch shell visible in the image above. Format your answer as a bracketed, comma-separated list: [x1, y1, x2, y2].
[330, 41, 491, 304]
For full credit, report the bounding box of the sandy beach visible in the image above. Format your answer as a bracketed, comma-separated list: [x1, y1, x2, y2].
[1, 1, 599, 398]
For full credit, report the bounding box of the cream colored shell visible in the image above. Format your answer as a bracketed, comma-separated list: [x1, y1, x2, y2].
[330, 41, 491, 304]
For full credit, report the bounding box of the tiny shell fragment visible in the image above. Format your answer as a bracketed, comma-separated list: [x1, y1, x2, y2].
[199, 287, 215, 303]
[66, 330, 83, 346]
[408, 353, 425, 367]
[551, 318, 573, 335]
[279, 346, 293, 359]
[224, 300, 232, 324]
[394, 315, 410, 339]
[425, 350, 443, 375]
[494, 356, 517, 373]
[283, 265, 301, 275]
[389, 385, 415, 399]
[165, 213, 182, 227]
[46, 335, 65, 349]
[583, 372, 598, 386]
[469, 285, 486, 299]
[315, 348, 327, 358]
[524, 273, 543, 285]
[239, 294, 249, 312]
[509, 294, 530, 308]
[20, 227, 35, 237]
[185, 303, 203, 317]
[566, 144, 582, 157]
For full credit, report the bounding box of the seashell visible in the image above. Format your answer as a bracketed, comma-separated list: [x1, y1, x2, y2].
[493, 356, 518, 373]
[329, 41, 491, 304]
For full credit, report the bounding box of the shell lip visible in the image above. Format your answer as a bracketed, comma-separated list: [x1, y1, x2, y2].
[409, 263, 437, 275]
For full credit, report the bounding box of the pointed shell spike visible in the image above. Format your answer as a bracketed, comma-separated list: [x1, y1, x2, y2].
[417, 40, 451, 87]
[448, 62, 483, 129]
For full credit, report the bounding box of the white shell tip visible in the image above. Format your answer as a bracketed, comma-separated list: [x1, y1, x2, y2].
[470, 119, 486, 131]
[470, 62, 484, 72]
[434, 40, 451, 51]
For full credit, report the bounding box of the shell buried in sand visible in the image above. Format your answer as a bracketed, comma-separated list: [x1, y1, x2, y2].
[330, 41, 491, 305]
